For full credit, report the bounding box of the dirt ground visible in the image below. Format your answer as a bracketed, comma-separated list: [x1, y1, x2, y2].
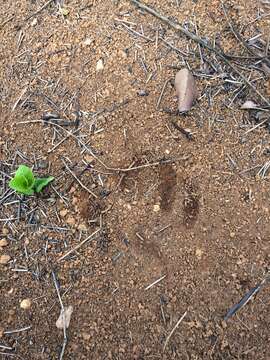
[1, 0, 270, 359]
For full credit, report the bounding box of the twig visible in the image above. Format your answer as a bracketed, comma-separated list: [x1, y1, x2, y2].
[224, 275, 269, 321]
[12, 88, 28, 112]
[0, 16, 14, 30]
[163, 311, 187, 351]
[156, 79, 171, 109]
[52, 271, 67, 360]
[145, 274, 166, 290]
[58, 225, 101, 261]
[120, 22, 154, 42]
[244, 118, 269, 135]
[25, 0, 54, 22]
[4, 326, 32, 335]
[62, 159, 98, 199]
[130, 0, 270, 107]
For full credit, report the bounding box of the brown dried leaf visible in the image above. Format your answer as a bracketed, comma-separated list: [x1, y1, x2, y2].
[175, 68, 197, 112]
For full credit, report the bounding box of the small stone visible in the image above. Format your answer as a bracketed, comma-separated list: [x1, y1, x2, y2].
[153, 204, 160, 212]
[82, 332, 91, 341]
[20, 298, 31, 310]
[66, 216, 76, 226]
[83, 38, 92, 46]
[195, 248, 203, 259]
[0, 255, 10, 265]
[230, 232, 235, 238]
[31, 18, 38, 26]
[2, 228, 8, 235]
[78, 223, 87, 231]
[60, 7, 69, 16]
[96, 59, 104, 72]
[37, 159, 49, 170]
[137, 89, 149, 96]
[0, 239, 8, 248]
[84, 154, 93, 163]
[60, 209, 68, 218]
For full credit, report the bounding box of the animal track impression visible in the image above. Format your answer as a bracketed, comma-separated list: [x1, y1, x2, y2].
[158, 164, 177, 211]
[183, 179, 200, 227]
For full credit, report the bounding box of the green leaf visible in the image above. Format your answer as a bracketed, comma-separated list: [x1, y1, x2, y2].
[9, 175, 34, 195]
[34, 176, 54, 193]
[15, 165, 35, 188]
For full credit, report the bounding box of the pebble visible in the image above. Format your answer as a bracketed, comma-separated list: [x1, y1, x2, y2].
[31, 18, 38, 26]
[78, 223, 87, 231]
[66, 216, 76, 226]
[0, 239, 8, 248]
[0, 254, 10, 265]
[60, 209, 68, 218]
[153, 204, 160, 212]
[195, 248, 203, 259]
[20, 298, 32, 310]
[82, 332, 91, 341]
[96, 59, 104, 72]
[84, 38, 92, 46]
[84, 154, 93, 163]
[2, 228, 8, 235]
[137, 89, 149, 96]
[37, 159, 49, 170]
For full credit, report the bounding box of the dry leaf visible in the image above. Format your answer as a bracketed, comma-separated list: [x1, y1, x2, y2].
[175, 68, 197, 112]
[241, 100, 260, 109]
[56, 306, 73, 329]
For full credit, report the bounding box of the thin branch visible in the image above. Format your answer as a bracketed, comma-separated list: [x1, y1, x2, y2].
[25, 0, 54, 22]
[163, 311, 187, 351]
[62, 159, 98, 199]
[58, 225, 101, 262]
[52, 271, 67, 360]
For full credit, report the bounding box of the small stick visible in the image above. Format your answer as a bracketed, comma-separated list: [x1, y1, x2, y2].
[25, 0, 54, 22]
[156, 79, 171, 109]
[120, 22, 154, 42]
[145, 274, 166, 290]
[163, 311, 187, 351]
[0, 15, 14, 29]
[62, 159, 98, 199]
[224, 275, 269, 321]
[52, 271, 67, 360]
[244, 118, 269, 135]
[12, 88, 28, 112]
[58, 226, 101, 262]
[0, 345, 13, 351]
[4, 326, 32, 335]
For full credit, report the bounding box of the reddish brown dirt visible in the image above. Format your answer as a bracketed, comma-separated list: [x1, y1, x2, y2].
[1, 1, 270, 359]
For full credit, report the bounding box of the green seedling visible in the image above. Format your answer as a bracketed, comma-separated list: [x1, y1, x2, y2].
[9, 165, 54, 196]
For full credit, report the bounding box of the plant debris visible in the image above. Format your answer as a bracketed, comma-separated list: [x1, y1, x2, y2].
[175, 68, 197, 113]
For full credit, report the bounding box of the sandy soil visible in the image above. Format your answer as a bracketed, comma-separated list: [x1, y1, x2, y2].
[0, 0, 270, 359]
